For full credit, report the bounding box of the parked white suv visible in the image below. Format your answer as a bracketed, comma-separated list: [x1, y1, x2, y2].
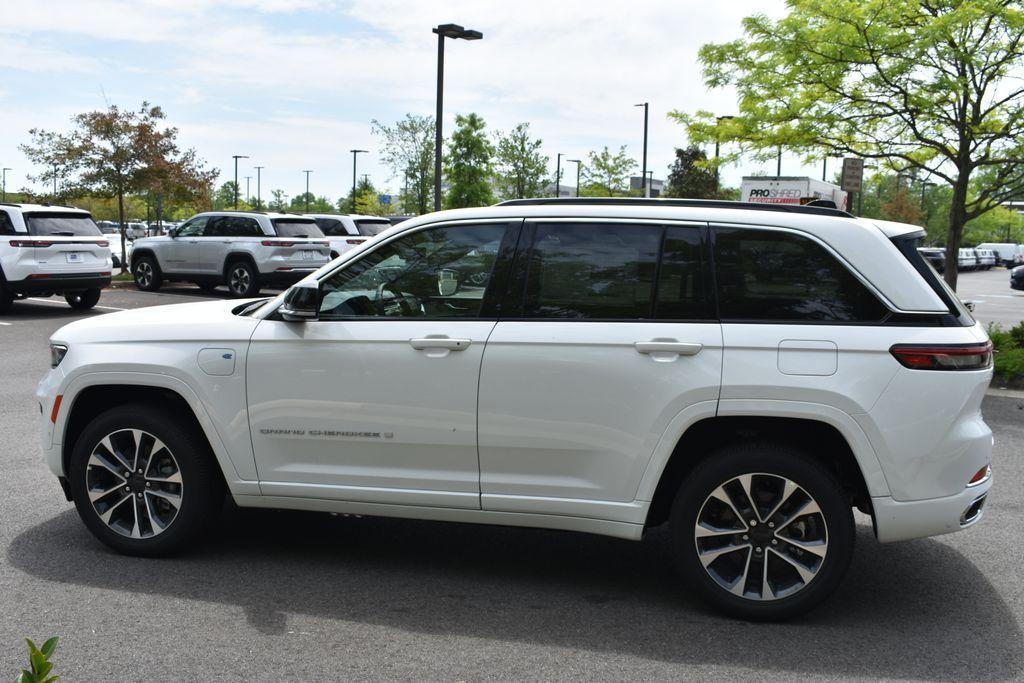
[130, 211, 331, 297]
[37, 198, 994, 620]
[0, 203, 112, 313]
[305, 213, 392, 258]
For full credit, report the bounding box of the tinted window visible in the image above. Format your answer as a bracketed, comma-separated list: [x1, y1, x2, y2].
[655, 226, 712, 319]
[318, 224, 505, 319]
[208, 216, 262, 237]
[523, 223, 660, 319]
[314, 218, 347, 236]
[177, 217, 207, 237]
[714, 228, 888, 322]
[0, 211, 15, 235]
[24, 213, 102, 236]
[354, 219, 391, 236]
[272, 219, 323, 238]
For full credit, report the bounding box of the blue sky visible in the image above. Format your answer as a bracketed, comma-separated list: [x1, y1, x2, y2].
[0, 0, 806, 203]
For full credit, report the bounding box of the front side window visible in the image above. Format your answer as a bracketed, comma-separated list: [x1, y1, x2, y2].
[522, 223, 661, 319]
[24, 213, 102, 236]
[273, 219, 323, 238]
[714, 227, 888, 322]
[318, 223, 506, 319]
[177, 217, 207, 237]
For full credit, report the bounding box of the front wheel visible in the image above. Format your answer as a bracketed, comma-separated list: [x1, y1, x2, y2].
[133, 256, 162, 291]
[65, 288, 101, 310]
[225, 261, 260, 298]
[68, 406, 224, 556]
[670, 443, 854, 621]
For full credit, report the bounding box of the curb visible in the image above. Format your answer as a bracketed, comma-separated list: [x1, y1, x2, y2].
[986, 387, 1024, 400]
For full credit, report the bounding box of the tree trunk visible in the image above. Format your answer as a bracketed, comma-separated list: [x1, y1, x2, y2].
[117, 191, 127, 273]
[943, 176, 970, 291]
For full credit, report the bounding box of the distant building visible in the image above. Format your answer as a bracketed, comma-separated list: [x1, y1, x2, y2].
[1003, 200, 1024, 215]
[629, 176, 665, 197]
[541, 182, 576, 198]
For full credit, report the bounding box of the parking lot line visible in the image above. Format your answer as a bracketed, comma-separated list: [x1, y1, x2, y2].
[0, 321, 11, 326]
[26, 297, 126, 311]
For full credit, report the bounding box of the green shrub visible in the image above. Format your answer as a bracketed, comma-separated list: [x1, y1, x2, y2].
[989, 321, 1024, 382]
[14, 637, 59, 683]
[995, 348, 1024, 379]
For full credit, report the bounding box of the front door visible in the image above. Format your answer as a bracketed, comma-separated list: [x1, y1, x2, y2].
[162, 217, 205, 274]
[247, 220, 517, 509]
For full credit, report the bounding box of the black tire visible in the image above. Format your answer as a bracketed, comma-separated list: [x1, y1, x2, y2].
[64, 288, 101, 310]
[225, 260, 260, 298]
[133, 256, 162, 291]
[68, 405, 224, 556]
[0, 288, 12, 314]
[669, 443, 854, 621]
[330, 251, 340, 260]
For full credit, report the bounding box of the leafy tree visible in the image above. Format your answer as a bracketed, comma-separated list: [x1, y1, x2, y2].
[664, 145, 719, 199]
[288, 193, 334, 213]
[444, 113, 494, 209]
[213, 182, 248, 211]
[675, 0, 1024, 289]
[494, 122, 549, 199]
[267, 189, 288, 212]
[371, 114, 434, 214]
[581, 146, 636, 197]
[20, 102, 215, 269]
[143, 147, 217, 228]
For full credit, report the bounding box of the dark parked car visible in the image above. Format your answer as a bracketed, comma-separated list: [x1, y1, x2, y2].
[917, 247, 946, 274]
[1012, 265, 1024, 291]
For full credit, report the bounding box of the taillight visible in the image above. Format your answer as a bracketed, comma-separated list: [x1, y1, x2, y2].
[889, 342, 993, 370]
[10, 240, 53, 247]
[346, 239, 364, 245]
[262, 240, 297, 247]
[97, 240, 109, 247]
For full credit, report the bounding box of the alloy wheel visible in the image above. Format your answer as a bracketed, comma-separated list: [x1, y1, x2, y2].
[85, 428, 183, 539]
[228, 266, 250, 295]
[694, 472, 828, 601]
[135, 262, 153, 288]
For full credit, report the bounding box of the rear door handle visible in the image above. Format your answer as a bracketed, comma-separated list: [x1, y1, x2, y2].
[634, 340, 703, 356]
[410, 337, 472, 351]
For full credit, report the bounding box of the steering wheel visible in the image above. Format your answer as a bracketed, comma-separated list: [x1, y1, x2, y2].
[375, 281, 419, 317]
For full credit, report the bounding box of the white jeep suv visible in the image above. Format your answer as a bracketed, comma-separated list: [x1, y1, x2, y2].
[37, 198, 994, 620]
[0, 203, 112, 313]
[130, 211, 331, 297]
[305, 213, 393, 258]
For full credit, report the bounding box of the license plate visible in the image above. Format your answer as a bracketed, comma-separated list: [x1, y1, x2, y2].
[66, 252, 84, 263]
[301, 250, 317, 260]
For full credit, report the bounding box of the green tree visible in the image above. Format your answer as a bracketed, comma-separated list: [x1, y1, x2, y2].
[664, 145, 719, 199]
[675, 0, 1024, 289]
[581, 146, 636, 197]
[20, 102, 215, 269]
[444, 113, 494, 209]
[371, 114, 434, 215]
[494, 122, 549, 200]
[213, 182, 248, 210]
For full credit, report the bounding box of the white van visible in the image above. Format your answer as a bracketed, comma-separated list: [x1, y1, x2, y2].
[975, 242, 1024, 268]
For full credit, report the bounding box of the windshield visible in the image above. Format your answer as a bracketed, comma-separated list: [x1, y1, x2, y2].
[272, 219, 324, 238]
[354, 219, 390, 236]
[25, 213, 102, 237]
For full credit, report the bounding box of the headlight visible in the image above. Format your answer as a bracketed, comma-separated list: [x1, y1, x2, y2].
[50, 344, 68, 368]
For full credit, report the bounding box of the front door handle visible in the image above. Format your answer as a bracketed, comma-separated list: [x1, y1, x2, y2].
[634, 340, 703, 356]
[410, 337, 472, 351]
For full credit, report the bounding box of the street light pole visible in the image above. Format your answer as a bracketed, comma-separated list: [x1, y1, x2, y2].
[244, 176, 251, 204]
[254, 166, 264, 210]
[566, 159, 581, 197]
[635, 103, 649, 197]
[302, 170, 313, 212]
[350, 149, 367, 212]
[52, 163, 58, 198]
[776, 146, 782, 178]
[432, 23, 483, 212]
[1, 167, 10, 202]
[713, 115, 734, 196]
[555, 153, 562, 197]
[232, 155, 248, 209]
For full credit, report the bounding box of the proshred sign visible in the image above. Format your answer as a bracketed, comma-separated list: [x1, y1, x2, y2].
[740, 176, 848, 210]
[746, 187, 803, 204]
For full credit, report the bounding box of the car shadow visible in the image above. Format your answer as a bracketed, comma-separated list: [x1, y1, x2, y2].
[8, 508, 1022, 680]
[0, 300, 107, 321]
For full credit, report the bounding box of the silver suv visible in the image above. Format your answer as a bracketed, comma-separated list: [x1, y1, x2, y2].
[130, 211, 331, 297]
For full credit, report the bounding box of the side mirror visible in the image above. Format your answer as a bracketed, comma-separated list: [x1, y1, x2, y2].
[438, 269, 459, 297]
[280, 281, 320, 322]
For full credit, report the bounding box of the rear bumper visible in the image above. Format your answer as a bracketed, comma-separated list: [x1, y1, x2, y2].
[872, 474, 993, 543]
[258, 269, 319, 288]
[5, 273, 111, 295]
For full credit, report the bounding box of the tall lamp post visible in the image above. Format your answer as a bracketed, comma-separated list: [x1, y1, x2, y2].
[713, 115, 735, 195]
[566, 159, 581, 197]
[244, 176, 251, 204]
[350, 149, 367, 212]
[302, 170, 313, 212]
[1, 167, 10, 202]
[635, 102, 649, 197]
[232, 155, 248, 209]
[254, 166, 264, 210]
[433, 23, 483, 212]
[554, 153, 562, 197]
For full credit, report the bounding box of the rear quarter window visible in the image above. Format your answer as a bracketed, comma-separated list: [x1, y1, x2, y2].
[25, 213, 103, 237]
[713, 227, 888, 322]
[354, 219, 391, 236]
[272, 219, 324, 238]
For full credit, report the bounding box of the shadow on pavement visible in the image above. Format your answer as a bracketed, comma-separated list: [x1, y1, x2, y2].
[8, 507, 1023, 680]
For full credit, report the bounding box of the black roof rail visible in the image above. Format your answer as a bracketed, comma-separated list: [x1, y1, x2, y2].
[496, 197, 854, 218]
[208, 209, 269, 215]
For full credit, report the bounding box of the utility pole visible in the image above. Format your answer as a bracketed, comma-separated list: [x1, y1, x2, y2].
[1, 167, 10, 202]
[302, 170, 313, 212]
[350, 150, 367, 213]
[232, 155, 248, 209]
[776, 146, 782, 178]
[52, 163, 58, 199]
[635, 103, 649, 197]
[244, 176, 251, 203]
[254, 166, 264, 210]
[566, 159, 581, 197]
[433, 23, 483, 212]
[555, 153, 562, 197]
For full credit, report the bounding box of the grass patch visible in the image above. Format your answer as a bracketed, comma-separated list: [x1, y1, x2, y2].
[987, 321, 1024, 387]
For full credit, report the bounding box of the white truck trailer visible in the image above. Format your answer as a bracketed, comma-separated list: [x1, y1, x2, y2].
[741, 176, 849, 210]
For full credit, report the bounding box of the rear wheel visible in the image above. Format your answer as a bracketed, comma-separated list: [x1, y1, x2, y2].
[225, 261, 260, 298]
[65, 288, 101, 310]
[133, 256, 162, 291]
[68, 406, 224, 556]
[670, 443, 854, 621]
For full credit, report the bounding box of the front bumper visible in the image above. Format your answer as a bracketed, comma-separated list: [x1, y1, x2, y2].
[6, 273, 111, 295]
[872, 474, 993, 543]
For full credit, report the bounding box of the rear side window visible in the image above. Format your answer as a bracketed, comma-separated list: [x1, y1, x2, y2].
[24, 213, 102, 237]
[208, 216, 262, 237]
[655, 226, 712, 319]
[314, 218, 347, 236]
[354, 219, 390, 236]
[0, 210, 15, 235]
[273, 219, 324, 238]
[713, 228, 888, 322]
[522, 223, 661, 319]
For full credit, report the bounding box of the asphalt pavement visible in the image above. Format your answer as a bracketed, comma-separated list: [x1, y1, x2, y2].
[0, 276, 1022, 681]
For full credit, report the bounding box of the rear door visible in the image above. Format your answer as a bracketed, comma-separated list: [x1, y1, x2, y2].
[198, 216, 262, 275]
[477, 220, 723, 515]
[268, 218, 330, 270]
